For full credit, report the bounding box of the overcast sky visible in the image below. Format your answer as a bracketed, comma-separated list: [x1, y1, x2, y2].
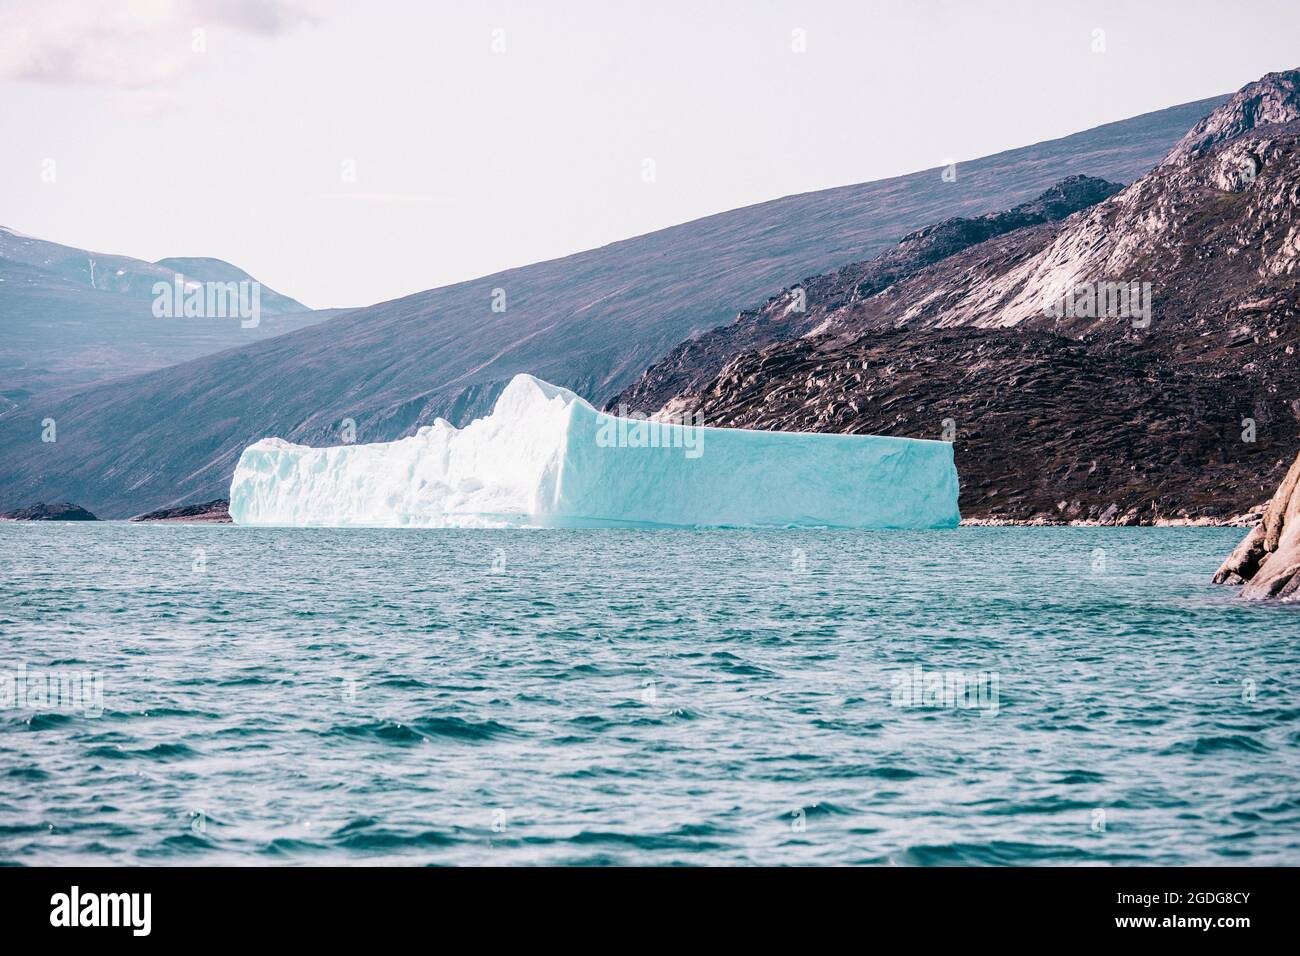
[1, 0, 1297, 309]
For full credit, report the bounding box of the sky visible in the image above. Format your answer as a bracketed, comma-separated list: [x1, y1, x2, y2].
[1, 0, 1298, 310]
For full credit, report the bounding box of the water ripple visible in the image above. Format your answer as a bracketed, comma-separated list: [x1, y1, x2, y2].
[1, 524, 1297, 864]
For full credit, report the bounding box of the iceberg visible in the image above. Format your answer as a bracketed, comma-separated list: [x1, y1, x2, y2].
[228, 374, 960, 528]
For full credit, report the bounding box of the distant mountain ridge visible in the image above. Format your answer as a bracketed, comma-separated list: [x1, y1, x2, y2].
[0, 226, 325, 400]
[0, 94, 1226, 516]
[0, 227, 306, 310]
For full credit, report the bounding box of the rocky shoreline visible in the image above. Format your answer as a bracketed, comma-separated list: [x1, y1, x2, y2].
[962, 506, 1265, 528]
[1214, 450, 1300, 598]
[0, 488, 1267, 530]
[128, 499, 231, 523]
[0, 494, 1262, 529]
[0, 501, 98, 521]
[961, 515, 1261, 528]
[0, 498, 232, 522]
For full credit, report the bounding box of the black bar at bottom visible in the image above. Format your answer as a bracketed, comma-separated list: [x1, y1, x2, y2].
[0, 866, 1287, 942]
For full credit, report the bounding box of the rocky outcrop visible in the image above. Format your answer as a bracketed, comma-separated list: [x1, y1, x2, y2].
[1163, 70, 1300, 165]
[129, 498, 231, 522]
[0, 501, 98, 521]
[867, 119, 1300, 335]
[1214, 451, 1300, 599]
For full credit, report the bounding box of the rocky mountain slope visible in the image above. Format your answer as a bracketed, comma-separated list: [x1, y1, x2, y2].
[0, 97, 1221, 517]
[859, 79, 1300, 337]
[669, 326, 1297, 523]
[0, 226, 329, 401]
[642, 70, 1300, 522]
[611, 175, 1122, 414]
[1164, 69, 1300, 164]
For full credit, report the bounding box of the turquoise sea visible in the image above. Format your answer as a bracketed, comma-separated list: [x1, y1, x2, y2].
[1, 524, 1297, 865]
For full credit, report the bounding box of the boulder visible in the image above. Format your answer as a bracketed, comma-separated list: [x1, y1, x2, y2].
[1213, 451, 1300, 598]
[0, 501, 98, 521]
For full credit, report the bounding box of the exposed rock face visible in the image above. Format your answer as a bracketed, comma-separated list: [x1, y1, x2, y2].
[0, 501, 97, 521]
[661, 326, 1295, 523]
[129, 498, 231, 522]
[865, 117, 1300, 335]
[632, 68, 1300, 522]
[1214, 451, 1300, 599]
[1163, 70, 1300, 165]
[610, 175, 1122, 415]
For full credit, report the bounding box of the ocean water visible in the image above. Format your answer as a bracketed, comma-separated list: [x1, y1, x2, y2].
[1, 523, 1297, 866]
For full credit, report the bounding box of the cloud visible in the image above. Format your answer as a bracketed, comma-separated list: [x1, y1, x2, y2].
[0, 0, 319, 89]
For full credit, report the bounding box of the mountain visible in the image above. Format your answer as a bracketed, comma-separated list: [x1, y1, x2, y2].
[639, 70, 1300, 523]
[152, 257, 305, 314]
[0, 95, 1224, 517]
[0, 227, 329, 401]
[0, 228, 307, 310]
[610, 174, 1123, 414]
